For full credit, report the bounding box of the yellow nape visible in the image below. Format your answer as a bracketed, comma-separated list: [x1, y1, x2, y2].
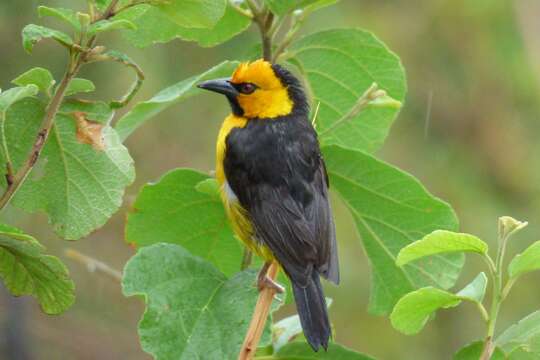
[231, 59, 293, 119]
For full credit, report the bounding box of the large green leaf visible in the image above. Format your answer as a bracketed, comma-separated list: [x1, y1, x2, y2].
[0, 223, 74, 314]
[1, 98, 134, 240]
[123, 243, 278, 360]
[125, 169, 242, 277]
[323, 145, 462, 314]
[116, 61, 238, 140]
[270, 342, 375, 359]
[390, 273, 486, 335]
[288, 29, 406, 153]
[153, 0, 226, 29]
[396, 230, 488, 267]
[12, 68, 55, 96]
[120, 3, 249, 48]
[22, 24, 73, 53]
[508, 241, 540, 280]
[453, 341, 505, 360]
[497, 311, 540, 355]
[264, 0, 339, 16]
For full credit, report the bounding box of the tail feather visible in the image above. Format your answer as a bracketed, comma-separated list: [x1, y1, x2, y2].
[292, 270, 330, 351]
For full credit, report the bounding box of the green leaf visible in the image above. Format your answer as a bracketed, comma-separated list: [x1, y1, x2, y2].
[508, 241, 540, 280]
[0, 85, 39, 114]
[123, 243, 279, 360]
[37, 6, 80, 30]
[12, 68, 56, 96]
[0, 223, 75, 314]
[390, 287, 461, 335]
[65, 78, 96, 96]
[508, 343, 540, 360]
[116, 61, 238, 141]
[323, 145, 462, 314]
[87, 18, 136, 36]
[59, 99, 114, 124]
[453, 341, 505, 360]
[22, 24, 73, 53]
[264, 0, 339, 16]
[2, 98, 134, 240]
[195, 178, 220, 199]
[391, 273, 486, 335]
[288, 29, 406, 153]
[152, 0, 226, 29]
[126, 169, 241, 277]
[120, 3, 249, 48]
[497, 311, 540, 354]
[270, 342, 375, 360]
[396, 230, 488, 267]
[456, 272, 487, 303]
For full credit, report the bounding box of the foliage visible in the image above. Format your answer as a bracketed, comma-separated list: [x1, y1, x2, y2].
[0, 224, 74, 314]
[391, 216, 540, 358]
[3, 0, 538, 359]
[122, 243, 277, 360]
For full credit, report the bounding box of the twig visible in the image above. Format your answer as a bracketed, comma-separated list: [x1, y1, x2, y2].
[228, 0, 253, 19]
[102, 0, 120, 19]
[318, 83, 386, 137]
[87, 51, 145, 109]
[480, 336, 494, 360]
[65, 248, 122, 282]
[272, 12, 306, 63]
[238, 262, 279, 360]
[246, 0, 274, 61]
[0, 0, 131, 211]
[0, 61, 81, 211]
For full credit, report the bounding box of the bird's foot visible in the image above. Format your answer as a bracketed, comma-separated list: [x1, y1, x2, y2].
[257, 275, 285, 294]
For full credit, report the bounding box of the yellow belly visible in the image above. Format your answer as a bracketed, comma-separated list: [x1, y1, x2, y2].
[216, 114, 274, 262]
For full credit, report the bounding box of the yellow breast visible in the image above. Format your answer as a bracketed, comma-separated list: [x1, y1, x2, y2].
[216, 114, 247, 186]
[215, 114, 274, 261]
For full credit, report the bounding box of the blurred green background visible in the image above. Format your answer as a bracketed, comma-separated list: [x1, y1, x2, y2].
[1, 0, 540, 359]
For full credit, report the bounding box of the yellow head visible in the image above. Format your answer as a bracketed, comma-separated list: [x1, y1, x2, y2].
[198, 60, 306, 119]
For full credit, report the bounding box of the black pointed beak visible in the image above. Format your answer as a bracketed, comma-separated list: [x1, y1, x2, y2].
[197, 78, 239, 97]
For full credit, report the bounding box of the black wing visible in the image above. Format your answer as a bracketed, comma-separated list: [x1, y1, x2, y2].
[224, 117, 339, 286]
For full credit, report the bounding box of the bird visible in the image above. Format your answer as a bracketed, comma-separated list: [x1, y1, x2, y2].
[198, 59, 339, 351]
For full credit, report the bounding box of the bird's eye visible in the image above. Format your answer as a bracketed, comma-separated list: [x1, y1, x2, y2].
[239, 83, 257, 94]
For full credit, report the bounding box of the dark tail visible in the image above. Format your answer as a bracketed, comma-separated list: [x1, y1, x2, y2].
[292, 270, 330, 351]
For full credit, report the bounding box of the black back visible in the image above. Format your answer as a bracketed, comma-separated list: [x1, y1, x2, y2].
[223, 65, 339, 286]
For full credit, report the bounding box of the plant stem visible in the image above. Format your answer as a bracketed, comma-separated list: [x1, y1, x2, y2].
[246, 0, 274, 61]
[102, 0, 120, 18]
[65, 248, 122, 282]
[238, 262, 279, 360]
[272, 13, 306, 63]
[318, 83, 385, 137]
[229, 0, 253, 19]
[480, 232, 510, 360]
[0, 60, 81, 211]
[0, 0, 125, 211]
